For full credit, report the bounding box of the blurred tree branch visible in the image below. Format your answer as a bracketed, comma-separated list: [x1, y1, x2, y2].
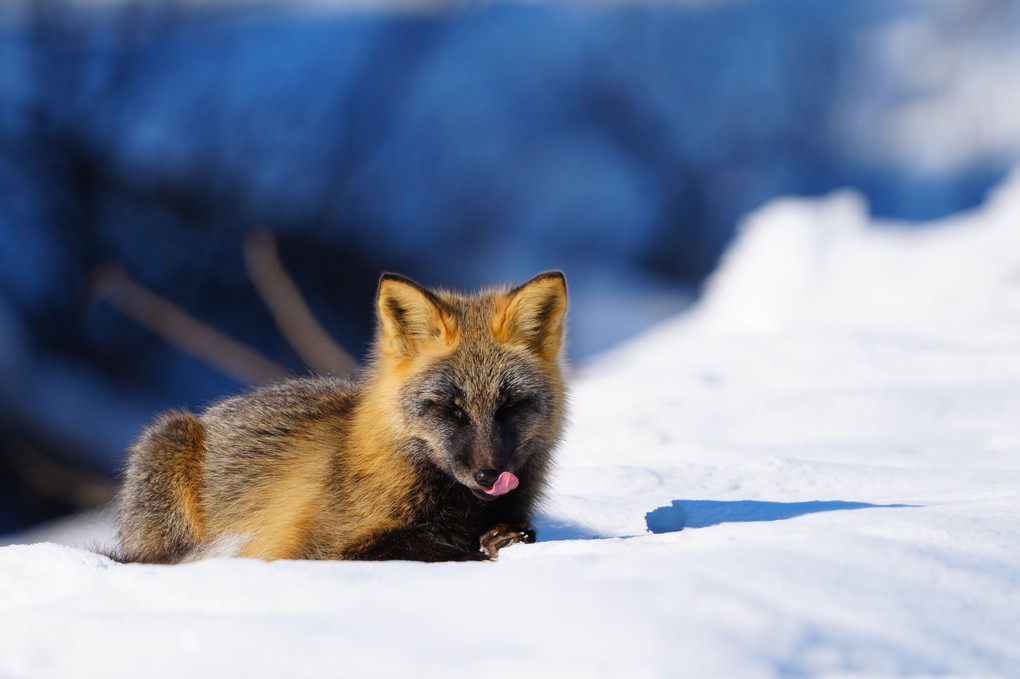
[243, 230, 360, 375]
[90, 264, 290, 386]
[3, 440, 115, 510]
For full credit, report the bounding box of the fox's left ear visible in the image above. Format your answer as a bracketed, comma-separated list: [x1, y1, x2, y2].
[492, 271, 567, 360]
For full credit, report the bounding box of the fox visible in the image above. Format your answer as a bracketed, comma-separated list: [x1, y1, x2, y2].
[111, 271, 568, 563]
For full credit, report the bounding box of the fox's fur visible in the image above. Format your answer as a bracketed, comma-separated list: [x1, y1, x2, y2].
[112, 271, 568, 563]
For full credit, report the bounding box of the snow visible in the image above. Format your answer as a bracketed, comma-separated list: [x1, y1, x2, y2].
[4, 171, 1020, 677]
[838, 0, 1020, 174]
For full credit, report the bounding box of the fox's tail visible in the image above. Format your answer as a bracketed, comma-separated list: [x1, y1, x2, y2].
[115, 411, 206, 564]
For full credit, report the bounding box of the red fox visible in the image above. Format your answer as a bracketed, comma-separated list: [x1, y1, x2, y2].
[113, 272, 568, 562]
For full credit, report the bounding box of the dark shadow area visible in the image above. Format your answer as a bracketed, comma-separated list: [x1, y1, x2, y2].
[645, 499, 916, 533]
[532, 515, 605, 543]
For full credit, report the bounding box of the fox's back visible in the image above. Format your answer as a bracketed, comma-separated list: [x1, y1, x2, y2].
[196, 376, 363, 558]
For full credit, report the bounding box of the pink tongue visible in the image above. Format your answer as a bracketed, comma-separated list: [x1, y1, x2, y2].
[483, 471, 519, 496]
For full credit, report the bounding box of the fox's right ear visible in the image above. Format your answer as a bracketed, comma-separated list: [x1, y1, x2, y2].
[377, 273, 457, 360]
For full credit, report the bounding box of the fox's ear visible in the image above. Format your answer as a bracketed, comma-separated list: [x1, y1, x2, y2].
[492, 271, 567, 360]
[377, 274, 457, 360]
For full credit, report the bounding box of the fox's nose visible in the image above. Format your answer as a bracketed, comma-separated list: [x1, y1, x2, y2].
[474, 469, 500, 489]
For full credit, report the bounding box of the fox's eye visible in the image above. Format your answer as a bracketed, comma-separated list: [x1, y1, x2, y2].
[445, 405, 468, 424]
[497, 397, 533, 418]
[428, 401, 468, 425]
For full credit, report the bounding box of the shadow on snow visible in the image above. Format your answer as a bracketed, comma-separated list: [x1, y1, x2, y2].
[531, 517, 607, 543]
[645, 499, 915, 534]
[533, 499, 915, 542]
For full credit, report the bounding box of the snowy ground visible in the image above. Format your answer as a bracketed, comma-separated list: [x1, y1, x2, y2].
[3, 172, 1020, 678]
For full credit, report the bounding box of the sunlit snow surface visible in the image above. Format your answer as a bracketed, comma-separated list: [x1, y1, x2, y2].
[3, 173, 1020, 677]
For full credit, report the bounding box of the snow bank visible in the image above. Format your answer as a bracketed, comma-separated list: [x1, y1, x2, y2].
[4, 172, 1020, 677]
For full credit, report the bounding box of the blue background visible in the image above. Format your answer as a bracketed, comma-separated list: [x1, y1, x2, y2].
[1, 0, 1017, 534]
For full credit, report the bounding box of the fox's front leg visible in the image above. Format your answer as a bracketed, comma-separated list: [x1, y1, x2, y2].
[479, 523, 535, 559]
[346, 528, 488, 562]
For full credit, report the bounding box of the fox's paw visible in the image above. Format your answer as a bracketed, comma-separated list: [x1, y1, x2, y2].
[480, 523, 536, 560]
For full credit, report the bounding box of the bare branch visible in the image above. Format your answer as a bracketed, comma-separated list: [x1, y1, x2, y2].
[91, 264, 290, 386]
[3, 440, 115, 510]
[243, 230, 360, 375]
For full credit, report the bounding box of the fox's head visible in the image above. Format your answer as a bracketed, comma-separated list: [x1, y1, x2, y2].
[369, 271, 568, 501]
